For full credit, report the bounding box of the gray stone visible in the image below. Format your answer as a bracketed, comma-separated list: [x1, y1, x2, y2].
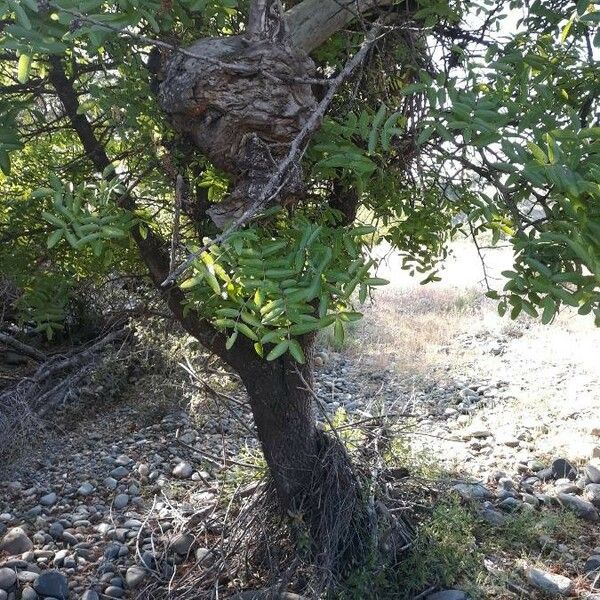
[104, 585, 124, 598]
[585, 555, 600, 582]
[81, 592, 100, 600]
[40, 493, 57, 507]
[0, 527, 33, 555]
[195, 547, 216, 565]
[426, 592, 467, 600]
[557, 493, 599, 521]
[0, 568, 16, 591]
[33, 570, 68, 600]
[48, 523, 64, 539]
[481, 507, 507, 526]
[587, 464, 600, 484]
[125, 566, 146, 589]
[536, 467, 554, 481]
[103, 477, 118, 491]
[21, 587, 38, 600]
[585, 484, 600, 508]
[552, 458, 577, 480]
[172, 462, 193, 478]
[114, 454, 132, 466]
[0, 589, 7, 600]
[498, 497, 523, 511]
[110, 466, 129, 479]
[526, 567, 573, 596]
[18, 572, 39, 584]
[77, 483, 95, 496]
[451, 483, 494, 501]
[171, 533, 194, 555]
[113, 494, 129, 510]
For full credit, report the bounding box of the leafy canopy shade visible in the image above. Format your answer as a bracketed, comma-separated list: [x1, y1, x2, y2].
[0, 0, 599, 348]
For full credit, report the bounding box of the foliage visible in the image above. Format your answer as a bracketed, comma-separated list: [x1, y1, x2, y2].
[0, 0, 599, 354]
[180, 211, 387, 361]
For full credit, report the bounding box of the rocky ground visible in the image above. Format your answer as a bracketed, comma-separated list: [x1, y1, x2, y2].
[1, 239, 600, 599]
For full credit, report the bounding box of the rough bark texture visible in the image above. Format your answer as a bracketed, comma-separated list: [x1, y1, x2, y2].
[158, 35, 317, 227]
[239, 337, 319, 508]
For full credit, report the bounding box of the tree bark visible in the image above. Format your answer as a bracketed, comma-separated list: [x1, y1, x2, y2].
[237, 335, 319, 509]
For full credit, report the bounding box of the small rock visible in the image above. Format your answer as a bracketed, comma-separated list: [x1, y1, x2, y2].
[0, 527, 33, 555]
[172, 462, 193, 478]
[452, 483, 494, 501]
[33, 570, 69, 600]
[587, 464, 600, 484]
[110, 466, 129, 479]
[426, 591, 467, 600]
[171, 533, 194, 555]
[0, 568, 17, 591]
[125, 566, 146, 589]
[81, 591, 100, 600]
[0, 590, 7, 600]
[557, 493, 599, 522]
[552, 458, 577, 480]
[137, 464, 150, 477]
[104, 585, 124, 598]
[21, 587, 38, 600]
[584, 484, 600, 508]
[537, 467, 554, 481]
[482, 507, 507, 526]
[77, 483, 95, 496]
[113, 494, 129, 510]
[103, 477, 118, 490]
[114, 454, 132, 466]
[195, 547, 216, 565]
[585, 555, 600, 581]
[499, 497, 523, 512]
[40, 493, 57, 507]
[525, 567, 573, 596]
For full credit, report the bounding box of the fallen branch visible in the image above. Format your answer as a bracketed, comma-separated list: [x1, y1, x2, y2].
[0, 331, 46, 361]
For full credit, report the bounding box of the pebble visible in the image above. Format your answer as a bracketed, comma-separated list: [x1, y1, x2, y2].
[171, 533, 194, 555]
[551, 458, 576, 480]
[33, 570, 69, 599]
[21, 587, 38, 600]
[77, 483, 95, 496]
[525, 566, 573, 596]
[587, 464, 600, 484]
[557, 493, 599, 522]
[585, 484, 600, 508]
[104, 585, 125, 598]
[426, 591, 467, 600]
[110, 466, 129, 479]
[451, 483, 494, 500]
[0, 568, 17, 591]
[113, 494, 129, 510]
[172, 462, 193, 478]
[40, 492, 57, 507]
[81, 591, 100, 600]
[125, 566, 146, 589]
[0, 527, 33, 555]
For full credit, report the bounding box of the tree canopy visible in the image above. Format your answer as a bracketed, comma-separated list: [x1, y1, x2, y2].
[1, 0, 599, 349]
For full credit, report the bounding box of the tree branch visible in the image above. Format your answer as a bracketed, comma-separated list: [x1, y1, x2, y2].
[161, 21, 384, 287]
[46, 55, 256, 370]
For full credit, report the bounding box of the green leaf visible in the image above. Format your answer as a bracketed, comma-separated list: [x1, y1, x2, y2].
[266, 340, 289, 361]
[225, 330, 238, 350]
[47, 229, 63, 249]
[288, 339, 306, 364]
[17, 53, 32, 84]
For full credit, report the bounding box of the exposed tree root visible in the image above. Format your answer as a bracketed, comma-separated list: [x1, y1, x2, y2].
[143, 427, 416, 599]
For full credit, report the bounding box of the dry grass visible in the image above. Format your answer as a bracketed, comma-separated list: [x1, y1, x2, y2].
[346, 285, 483, 375]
